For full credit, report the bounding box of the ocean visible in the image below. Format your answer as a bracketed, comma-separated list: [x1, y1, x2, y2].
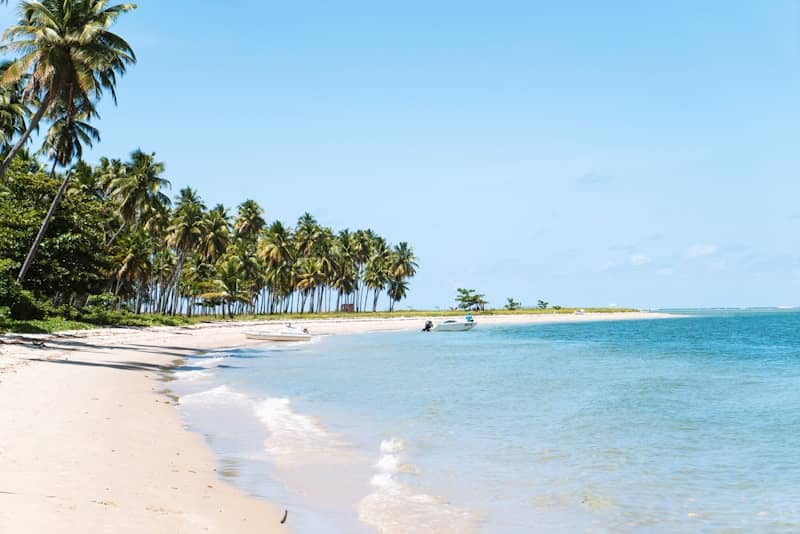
[171, 310, 800, 533]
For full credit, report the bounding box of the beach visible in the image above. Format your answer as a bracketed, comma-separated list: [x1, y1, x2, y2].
[0, 311, 671, 533]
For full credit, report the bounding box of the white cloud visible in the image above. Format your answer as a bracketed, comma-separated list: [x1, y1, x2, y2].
[629, 253, 651, 267]
[686, 244, 719, 258]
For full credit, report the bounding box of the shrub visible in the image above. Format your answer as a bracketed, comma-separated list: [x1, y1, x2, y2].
[10, 290, 44, 320]
[0, 261, 44, 320]
[86, 292, 118, 311]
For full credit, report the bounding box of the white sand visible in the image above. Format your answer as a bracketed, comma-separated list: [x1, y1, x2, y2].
[0, 311, 674, 533]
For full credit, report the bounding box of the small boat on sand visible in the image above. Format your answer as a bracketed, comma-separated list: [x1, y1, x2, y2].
[244, 325, 312, 342]
[431, 319, 476, 332]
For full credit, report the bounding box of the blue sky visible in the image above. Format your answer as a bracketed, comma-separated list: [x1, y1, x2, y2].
[3, 1, 798, 309]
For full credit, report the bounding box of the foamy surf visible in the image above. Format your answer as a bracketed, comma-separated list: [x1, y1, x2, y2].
[359, 438, 481, 533]
[179, 384, 250, 406]
[174, 369, 214, 382]
[191, 355, 230, 368]
[254, 397, 345, 462]
[180, 384, 345, 465]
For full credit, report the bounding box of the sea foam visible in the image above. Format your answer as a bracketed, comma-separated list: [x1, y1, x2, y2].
[359, 437, 480, 533]
[179, 385, 249, 406]
[254, 397, 344, 462]
[173, 369, 214, 382]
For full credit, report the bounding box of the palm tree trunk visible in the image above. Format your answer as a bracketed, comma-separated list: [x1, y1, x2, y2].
[106, 222, 126, 247]
[0, 94, 55, 180]
[17, 159, 66, 283]
[135, 287, 143, 314]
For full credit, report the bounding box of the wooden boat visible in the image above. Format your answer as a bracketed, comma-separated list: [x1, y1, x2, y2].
[244, 325, 312, 342]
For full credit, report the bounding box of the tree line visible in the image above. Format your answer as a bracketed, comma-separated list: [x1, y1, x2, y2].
[0, 1, 418, 319]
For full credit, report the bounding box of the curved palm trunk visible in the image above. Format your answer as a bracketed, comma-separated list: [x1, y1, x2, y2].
[0, 95, 55, 180]
[17, 159, 66, 283]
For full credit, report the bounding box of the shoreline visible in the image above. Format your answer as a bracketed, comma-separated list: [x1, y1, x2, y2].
[0, 311, 677, 533]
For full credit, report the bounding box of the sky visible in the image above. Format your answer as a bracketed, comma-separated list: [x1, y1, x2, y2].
[2, 1, 798, 309]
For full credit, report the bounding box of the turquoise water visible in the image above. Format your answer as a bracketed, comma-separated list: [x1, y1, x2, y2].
[174, 311, 800, 532]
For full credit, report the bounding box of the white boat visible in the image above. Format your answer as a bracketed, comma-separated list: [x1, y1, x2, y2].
[244, 325, 312, 342]
[433, 320, 476, 332]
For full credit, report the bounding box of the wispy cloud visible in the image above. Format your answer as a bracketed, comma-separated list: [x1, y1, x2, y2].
[686, 244, 719, 258]
[575, 172, 614, 187]
[629, 253, 651, 267]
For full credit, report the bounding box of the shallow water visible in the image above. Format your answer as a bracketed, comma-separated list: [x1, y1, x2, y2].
[172, 311, 800, 532]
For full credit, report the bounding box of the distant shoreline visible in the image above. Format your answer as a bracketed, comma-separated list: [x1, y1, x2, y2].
[1, 307, 655, 335]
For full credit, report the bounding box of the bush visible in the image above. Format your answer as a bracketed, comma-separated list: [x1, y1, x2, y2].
[0, 261, 44, 320]
[10, 289, 44, 320]
[86, 292, 118, 311]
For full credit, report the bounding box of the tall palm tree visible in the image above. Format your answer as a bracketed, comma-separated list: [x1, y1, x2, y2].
[387, 278, 409, 312]
[233, 199, 265, 242]
[0, 0, 137, 178]
[17, 110, 99, 282]
[390, 241, 418, 279]
[363, 256, 388, 312]
[352, 229, 374, 311]
[201, 255, 250, 319]
[108, 150, 171, 238]
[113, 229, 152, 310]
[258, 221, 295, 269]
[200, 205, 230, 263]
[164, 188, 205, 314]
[0, 61, 30, 153]
[294, 212, 320, 257]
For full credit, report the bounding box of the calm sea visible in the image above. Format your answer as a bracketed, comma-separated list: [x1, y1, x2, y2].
[172, 310, 800, 533]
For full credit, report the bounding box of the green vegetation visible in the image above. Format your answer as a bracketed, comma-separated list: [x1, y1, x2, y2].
[504, 297, 522, 310]
[537, 299, 549, 309]
[455, 288, 488, 311]
[0, 2, 418, 327]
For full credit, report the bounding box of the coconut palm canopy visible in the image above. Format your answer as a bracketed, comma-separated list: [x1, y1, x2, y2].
[0, 0, 137, 177]
[0, 2, 418, 318]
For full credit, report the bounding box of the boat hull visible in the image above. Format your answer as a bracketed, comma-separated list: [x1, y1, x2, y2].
[433, 322, 476, 332]
[245, 331, 312, 342]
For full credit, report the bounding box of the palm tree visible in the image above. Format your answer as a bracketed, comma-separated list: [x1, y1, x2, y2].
[164, 188, 205, 314]
[363, 256, 388, 312]
[0, 61, 30, 153]
[108, 150, 171, 242]
[294, 212, 320, 256]
[200, 205, 230, 263]
[0, 0, 137, 178]
[390, 241, 418, 279]
[233, 199, 265, 242]
[17, 110, 99, 282]
[201, 255, 251, 318]
[113, 229, 152, 312]
[387, 278, 408, 312]
[258, 221, 295, 269]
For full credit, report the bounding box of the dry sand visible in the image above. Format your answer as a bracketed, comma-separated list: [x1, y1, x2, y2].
[0, 311, 673, 533]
